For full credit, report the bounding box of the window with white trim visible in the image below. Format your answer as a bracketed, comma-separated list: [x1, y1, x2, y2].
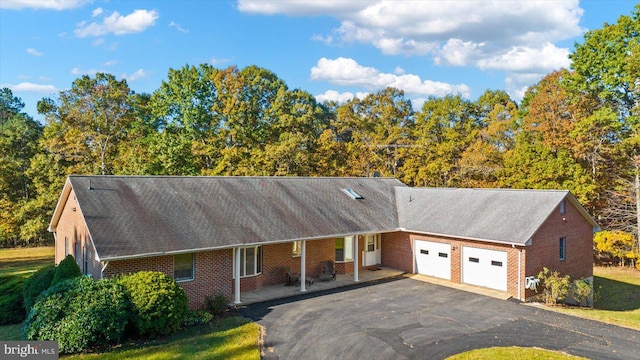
[292, 241, 302, 257]
[236, 246, 262, 277]
[559, 237, 566, 260]
[174, 253, 194, 281]
[335, 236, 354, 262]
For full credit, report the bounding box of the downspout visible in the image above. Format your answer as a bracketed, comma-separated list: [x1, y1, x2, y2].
[52, 232, 58, 264]
[234, 248, 241, 304]
[101, 261, 109, 280]
[517, 248, 522, 301]
[353, 235, 359, 282]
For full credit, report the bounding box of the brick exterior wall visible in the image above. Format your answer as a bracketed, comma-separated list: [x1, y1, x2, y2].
[381, 231, 412, 273]
[524, 199, 594, 299]
[53, 188, 102, 279]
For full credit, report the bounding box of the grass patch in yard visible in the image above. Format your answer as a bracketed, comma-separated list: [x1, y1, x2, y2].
[446, 346, 586, 360]
[552, 267, 640, 330]
[65, 316, 260, 360]
[0, 246, 54, 278]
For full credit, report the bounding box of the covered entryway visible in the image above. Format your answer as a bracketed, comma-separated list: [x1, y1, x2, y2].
[462, 247, 507, 291]
[414, 240, 451, 280]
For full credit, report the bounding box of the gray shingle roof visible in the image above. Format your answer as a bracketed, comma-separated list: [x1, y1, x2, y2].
[63, 176, 404, 260]
[396, 187, 572, 245]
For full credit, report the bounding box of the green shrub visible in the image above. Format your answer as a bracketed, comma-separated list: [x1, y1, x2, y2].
[569, 279, 594, 307]
[204, 293, 229, 315]
[0, 275, 26, 324]
[22, 265, 56, 312]
[118, 271, 188, 337]
[182, 310, 214, 327]
[51, 255, 81, 286]
[25, 276, 130, 353]
[537, 267, 571, 305]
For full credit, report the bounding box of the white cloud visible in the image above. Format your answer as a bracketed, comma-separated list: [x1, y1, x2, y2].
[71, 67, 99, 76]
[311, 57, 470, 98]
[240, 0, 584, 95]
[315, 90, 368, 103]
[26, 48, 43, 56]
[210, 56, 233, 65]
[0, 0, 90, 10]
[92, 38, 104, 47]
[92, 7, 103, 17]
[121, 69, 148, 81]
[1, 82, 58, 93]
[169, 21, 189, 33]
[477, 42, 571, 73]
[393, 66, 405, 75]
[103, 60, 118, 66]
[75, 9, 159, 37]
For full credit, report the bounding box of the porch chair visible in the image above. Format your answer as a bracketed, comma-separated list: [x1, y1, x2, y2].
[284, 266, 300, 286]
[318, 260, 336, 281]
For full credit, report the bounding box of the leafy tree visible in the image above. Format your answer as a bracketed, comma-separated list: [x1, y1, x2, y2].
[593, 230, 637, 267]
[0, 88, 43, 246]
[402, 95, 477, 186]
[570, 4, 640, 247]
[460, 90, 518, 187]
[37, 73, 136, 175]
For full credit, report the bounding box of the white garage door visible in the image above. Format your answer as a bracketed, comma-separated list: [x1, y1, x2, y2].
[462, 247, 507, 291]
[415, 240, 451, 280]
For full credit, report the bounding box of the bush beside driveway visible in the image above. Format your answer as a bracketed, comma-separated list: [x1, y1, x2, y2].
[241, 277, 640, 359]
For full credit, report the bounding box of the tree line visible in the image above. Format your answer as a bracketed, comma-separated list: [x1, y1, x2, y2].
[1, 6, 638, 257]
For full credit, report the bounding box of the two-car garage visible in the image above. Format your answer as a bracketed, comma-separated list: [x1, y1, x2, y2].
[414, 239, 508, 292]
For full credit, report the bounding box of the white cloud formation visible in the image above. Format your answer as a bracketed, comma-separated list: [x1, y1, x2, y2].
[121, 69, 148, 81]
[92, 38, 104, 47]
[92, 7, 103, 17]
[71, 67, 99, 76]
[103, 60, 118, 66]
[311, 57, 470, 98]
[26, 48, 43, 56]
[169, 21, 189, 33]
[210, 56, 233, 65]
[315, 89, 368, 103]
[240, 0, 585, 98]
[1, 82, 58, 93]
[0, 0, 90, 10]
[75, 9, 159, 37]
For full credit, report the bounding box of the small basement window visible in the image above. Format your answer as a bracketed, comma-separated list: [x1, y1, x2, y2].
[343, 188, 364, 200]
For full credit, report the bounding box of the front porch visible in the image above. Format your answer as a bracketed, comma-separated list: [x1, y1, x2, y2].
[237, 267, 405, 305]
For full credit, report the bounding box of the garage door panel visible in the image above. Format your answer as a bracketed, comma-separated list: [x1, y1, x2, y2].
[462, 247, 507, 291]
[415, 240, 451, 280]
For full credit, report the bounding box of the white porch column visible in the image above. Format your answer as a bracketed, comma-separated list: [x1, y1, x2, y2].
[234, 247, 241, 304]
[353, 235, 359, 282]
[300, 240, 307, 292]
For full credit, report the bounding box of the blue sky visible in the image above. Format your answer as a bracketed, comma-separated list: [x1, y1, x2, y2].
[0, 0, 637, 122]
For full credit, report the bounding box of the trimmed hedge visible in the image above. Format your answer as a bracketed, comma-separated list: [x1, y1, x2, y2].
[118, 271, 188, 337]
[25, 276, 130, 353]
[0, 275, 26, 324]
[51, 255, 81, 286]
[22, 265, 56, 312]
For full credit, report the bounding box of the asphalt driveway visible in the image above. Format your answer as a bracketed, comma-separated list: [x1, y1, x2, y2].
[241, 276, 640, 359]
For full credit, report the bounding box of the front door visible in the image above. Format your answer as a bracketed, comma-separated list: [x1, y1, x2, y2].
[363, 234, 381, 266]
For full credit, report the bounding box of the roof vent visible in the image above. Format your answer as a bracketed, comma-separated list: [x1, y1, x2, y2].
[343, 188, 364, 200]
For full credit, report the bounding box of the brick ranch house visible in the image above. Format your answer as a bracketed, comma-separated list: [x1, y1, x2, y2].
[49, 176, 599, 308]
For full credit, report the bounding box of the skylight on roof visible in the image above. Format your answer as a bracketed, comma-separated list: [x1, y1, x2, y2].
[344, 188, 364, 200]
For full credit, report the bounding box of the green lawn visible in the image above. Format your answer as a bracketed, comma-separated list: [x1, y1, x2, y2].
[64, 316, 260, 360]
[0, 246, 55, 278]
[446, 347, 586, 360]
[552, 267, 640, 330]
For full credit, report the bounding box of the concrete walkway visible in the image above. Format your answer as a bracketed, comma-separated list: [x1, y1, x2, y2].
[237, 267, 405, 305]
[409, 274, 512, 300]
